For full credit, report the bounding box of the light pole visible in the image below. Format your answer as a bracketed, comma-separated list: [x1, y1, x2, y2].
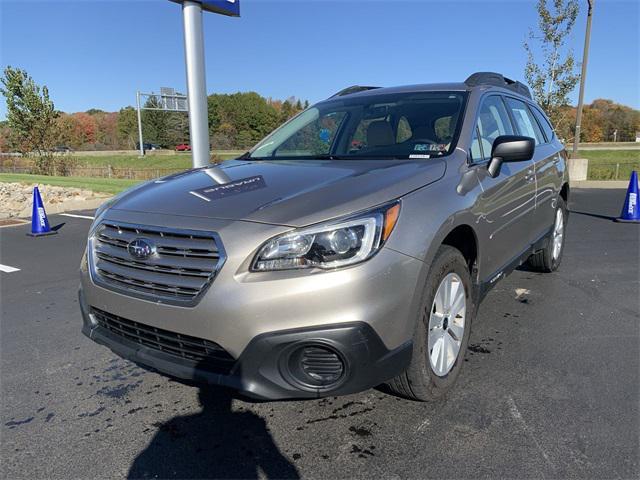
[170, 0, 240, 168]
[181, 1, 210, 168]
[136, 91, 144, 157]
[573, 0, 594, 157]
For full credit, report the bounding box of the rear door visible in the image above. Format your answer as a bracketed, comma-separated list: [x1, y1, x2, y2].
[469, 94, 536, 279]
[530, 105, 564, 237]
[504, 97, 559, 240]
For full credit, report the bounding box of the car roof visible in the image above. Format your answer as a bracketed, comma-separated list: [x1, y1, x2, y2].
[328, 73, 533, 102]
[329, 83, 467, 99]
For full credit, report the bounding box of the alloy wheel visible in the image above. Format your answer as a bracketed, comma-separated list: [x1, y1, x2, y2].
[552, 208, 564, 261]
[428, 273, 466, 377]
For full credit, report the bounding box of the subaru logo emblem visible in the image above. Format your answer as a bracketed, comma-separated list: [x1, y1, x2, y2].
[127, 238, 155, 260]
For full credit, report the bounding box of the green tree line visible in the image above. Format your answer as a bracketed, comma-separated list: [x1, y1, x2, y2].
[0, 66, 307, 156]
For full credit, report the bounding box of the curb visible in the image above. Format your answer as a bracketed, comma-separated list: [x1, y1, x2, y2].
[571, 180, 631, 189]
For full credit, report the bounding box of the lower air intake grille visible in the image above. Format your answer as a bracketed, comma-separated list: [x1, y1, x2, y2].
[300, 346, 345, 383]
[287, 344, 346, 389]
[91, 308, 234, 374]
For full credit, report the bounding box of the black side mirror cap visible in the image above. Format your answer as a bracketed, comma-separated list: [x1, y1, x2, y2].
[487, 135, 535, 178]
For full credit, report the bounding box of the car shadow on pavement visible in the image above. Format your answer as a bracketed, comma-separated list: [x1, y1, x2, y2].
[127, 367, 299, 480]
[569, 209, 616, 221]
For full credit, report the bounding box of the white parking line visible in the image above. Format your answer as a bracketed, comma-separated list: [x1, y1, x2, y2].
[0, 264, 20, 273]
[59, 213, 95, 220]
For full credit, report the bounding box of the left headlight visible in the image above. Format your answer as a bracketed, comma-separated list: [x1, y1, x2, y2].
[251, 201, 400, 272]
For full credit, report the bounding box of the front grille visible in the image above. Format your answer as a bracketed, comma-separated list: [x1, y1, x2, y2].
[91, 308, 235, 374]
[90, 221, 225, 305]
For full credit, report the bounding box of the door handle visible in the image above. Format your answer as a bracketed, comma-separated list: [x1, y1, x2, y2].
[525, 169, 535, 183]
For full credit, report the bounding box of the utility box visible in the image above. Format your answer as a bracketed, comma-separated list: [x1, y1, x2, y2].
[568, 158, 589, 182]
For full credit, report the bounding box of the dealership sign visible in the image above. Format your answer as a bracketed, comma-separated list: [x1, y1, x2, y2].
[169, 0, 240, 17]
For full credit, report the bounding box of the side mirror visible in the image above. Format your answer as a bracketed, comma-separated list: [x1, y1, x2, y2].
[487, 135, 535, 178]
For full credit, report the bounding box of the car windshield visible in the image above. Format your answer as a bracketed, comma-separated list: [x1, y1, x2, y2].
[248, 91, 467, 160]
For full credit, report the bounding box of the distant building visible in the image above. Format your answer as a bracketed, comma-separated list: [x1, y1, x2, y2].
[636, 131, 640, 143]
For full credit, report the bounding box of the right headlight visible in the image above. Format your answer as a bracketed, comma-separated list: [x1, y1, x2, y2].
[251, 201, 400, 272]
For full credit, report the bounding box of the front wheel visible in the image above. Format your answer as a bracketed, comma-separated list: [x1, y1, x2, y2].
[387, 245, 474, 402]
[528, 197, 567, 272]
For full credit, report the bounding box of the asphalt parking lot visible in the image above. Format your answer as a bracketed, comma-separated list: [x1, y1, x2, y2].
[1, 188, 638, 480]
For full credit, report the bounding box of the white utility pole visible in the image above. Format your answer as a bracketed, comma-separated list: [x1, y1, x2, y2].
[170, 0, 240, 168]
[136, 91, 144, 157]
[573, 0, 594, 157]
[181, 1, 210, 168]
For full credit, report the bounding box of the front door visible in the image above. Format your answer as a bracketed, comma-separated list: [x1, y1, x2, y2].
[468, 95, 537, 280]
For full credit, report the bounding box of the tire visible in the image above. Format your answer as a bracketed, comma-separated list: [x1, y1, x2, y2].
[528, 197, 567, 273]
[387, 245, 475, 402]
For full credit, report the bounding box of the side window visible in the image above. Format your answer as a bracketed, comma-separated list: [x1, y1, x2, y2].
[531, 106, 555, 142]
[505, 98, 544, 145]
[472, 95, 514, 162]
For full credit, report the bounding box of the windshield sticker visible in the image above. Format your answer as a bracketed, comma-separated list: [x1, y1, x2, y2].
[189, 175, 266, 201]
[414, 144, 430, 152]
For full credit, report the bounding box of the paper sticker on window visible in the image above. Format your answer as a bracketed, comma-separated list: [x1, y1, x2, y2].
[319, 128, 331, 143]
[414, 144, 430, 151]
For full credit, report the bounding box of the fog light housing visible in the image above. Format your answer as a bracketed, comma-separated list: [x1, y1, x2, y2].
[286, 344, 346, 390]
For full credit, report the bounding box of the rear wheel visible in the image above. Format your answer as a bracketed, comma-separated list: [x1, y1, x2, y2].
[528, 197, 567, 272]
[387, 245, 474, 401]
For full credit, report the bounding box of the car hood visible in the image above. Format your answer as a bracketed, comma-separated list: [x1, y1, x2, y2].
[110, 159, 446, 227]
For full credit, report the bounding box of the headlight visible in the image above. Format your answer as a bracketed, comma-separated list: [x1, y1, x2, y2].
[251, 202, 400, 271]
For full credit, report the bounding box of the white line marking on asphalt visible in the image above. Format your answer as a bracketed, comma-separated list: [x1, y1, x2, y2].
[59, 213, 95, 220]
[507, 396, 554, 468]
[0, 264, 20, 273]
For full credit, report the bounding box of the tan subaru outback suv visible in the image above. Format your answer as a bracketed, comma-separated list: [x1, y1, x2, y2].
[80, 72, 568, 401]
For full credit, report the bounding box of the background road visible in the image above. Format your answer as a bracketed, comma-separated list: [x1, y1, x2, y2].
[1, 188, 638, 479]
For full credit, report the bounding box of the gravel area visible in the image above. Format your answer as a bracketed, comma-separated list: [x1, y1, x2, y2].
[0, 182, 109, 218]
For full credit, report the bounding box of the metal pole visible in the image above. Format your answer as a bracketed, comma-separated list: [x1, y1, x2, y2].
[573, 0, 594, 157]
[182, 1, 210, 168]
[136, 91, 144, 157]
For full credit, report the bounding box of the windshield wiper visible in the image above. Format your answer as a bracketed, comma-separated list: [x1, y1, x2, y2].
[312, 154, 355, 160]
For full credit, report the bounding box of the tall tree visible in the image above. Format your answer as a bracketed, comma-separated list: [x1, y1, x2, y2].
[524, 0, 580, 132]
[0, 66, 58, 161]
[141, 96, 171, 146]
[117, 107, 138, 149]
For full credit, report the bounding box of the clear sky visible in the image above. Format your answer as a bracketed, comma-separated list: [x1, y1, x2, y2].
[0, 0, 638, 118]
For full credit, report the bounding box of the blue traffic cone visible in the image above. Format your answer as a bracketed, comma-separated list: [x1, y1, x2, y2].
[615, 171, 640, 223]
[27, 186, 57, 237]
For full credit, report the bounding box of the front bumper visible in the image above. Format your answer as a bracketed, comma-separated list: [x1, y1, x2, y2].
[80, 290, 412, 400]
[80, 210, 423, 399]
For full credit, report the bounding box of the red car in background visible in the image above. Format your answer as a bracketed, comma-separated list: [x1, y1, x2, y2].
[175, 144, 191, 152]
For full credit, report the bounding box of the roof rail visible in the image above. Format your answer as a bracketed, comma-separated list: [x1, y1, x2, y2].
[464, 72, 532, 99]
[329, 85, 381, 98]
